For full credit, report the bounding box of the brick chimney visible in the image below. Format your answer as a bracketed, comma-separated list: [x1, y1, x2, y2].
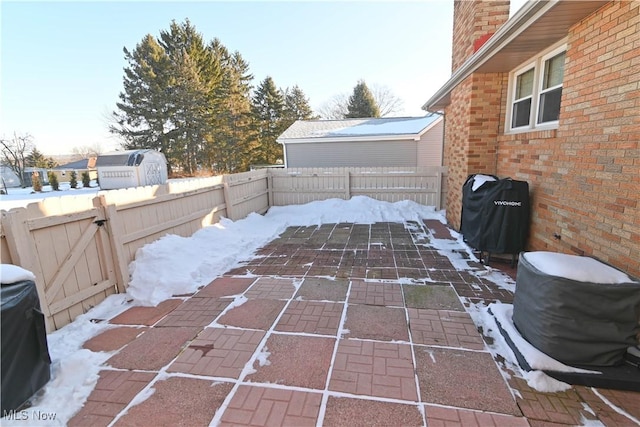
[451, 0, 510, 72]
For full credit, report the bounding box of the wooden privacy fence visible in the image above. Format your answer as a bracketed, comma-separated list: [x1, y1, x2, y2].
[269, 167, 447, 208]
[0, 166, 446, 331]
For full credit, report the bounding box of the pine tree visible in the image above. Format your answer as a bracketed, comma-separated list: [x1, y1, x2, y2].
[70, 171, 78, 189]
[209, 42, 256, 173]
[345, 80, 381, 118]
[81, 171, 91, 187]
[111, 34, 172, 154]
[284, 85, 315, 123]
[48, 171, 59, 191]
[31, 172, 42, 192]
[251, 76, 287, 165]
[26, 148, 57, 168]
[111, 20, 222, 175]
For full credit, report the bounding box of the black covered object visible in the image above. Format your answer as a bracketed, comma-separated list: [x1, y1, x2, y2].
[513, 254, 640, 367]
[460, 175, 530, 255]
[1, 280, 51, 413]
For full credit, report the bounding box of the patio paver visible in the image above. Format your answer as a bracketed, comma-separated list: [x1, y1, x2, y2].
[344, 304, 410, 342]
[323, 396, 423, 427]
[348, 280, 404, 306]
[216, 298, 286, 330]
[194, 276, 256, 298]
[329, 340, 417, 401]
[155, 297, 230, 327]
[109, 299, 182, 326]
[219, 385, 322, 427]
[415, 346, 521, 415]
[68, 370, 155, 427]
[106, 327, 200, 370]
[113, 377, 233, 427]
[407, 308, 485, 350]
[246, 334, 335, 389]
[168, 328, 265, 379]
[275, 300, 343, 335]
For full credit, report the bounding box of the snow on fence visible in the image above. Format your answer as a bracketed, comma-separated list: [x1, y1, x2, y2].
[0, 166, 446, 331]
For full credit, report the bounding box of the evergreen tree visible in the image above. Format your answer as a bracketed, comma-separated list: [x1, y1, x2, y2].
[345, 80, 381, 118]
[32, 172, 42, 192]
[284, 85, 315, 123]
[111, 20, 222, 175]
[209, 41, 256, 173]
[251, 76, 287, 165]
[81, 171, 91, 187]
[48, 171, 60, 191]
[26, 148, 57, 168]
[111, 34, 173, 155]
[70, 171, 78, 189]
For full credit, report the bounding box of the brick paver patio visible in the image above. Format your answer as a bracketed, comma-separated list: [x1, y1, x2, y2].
[68, 220, 640, 426]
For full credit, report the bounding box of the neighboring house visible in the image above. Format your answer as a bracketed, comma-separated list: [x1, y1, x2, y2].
[53, 157, 98, 182]
[277, 114, 444, 168]
[423, 0, 638, 277]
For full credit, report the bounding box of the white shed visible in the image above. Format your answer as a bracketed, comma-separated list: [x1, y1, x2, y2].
[277, 114, 444, 168]
[96, 149, 168, 190]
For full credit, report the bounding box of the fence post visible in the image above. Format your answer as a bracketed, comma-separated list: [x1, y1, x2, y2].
[1, 208, 53, 331]
[222, 175, 234, 221]
[99, 195, 129, 293]
[345, 170, 351, 200]
[435, 169, 443, 210]
[267, 169, 274, 208]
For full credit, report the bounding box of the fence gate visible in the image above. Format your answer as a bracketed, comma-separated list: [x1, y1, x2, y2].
[2, 198, 121, 331]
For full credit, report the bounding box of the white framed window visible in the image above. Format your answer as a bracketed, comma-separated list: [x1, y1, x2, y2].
[507, 43, 567, 132]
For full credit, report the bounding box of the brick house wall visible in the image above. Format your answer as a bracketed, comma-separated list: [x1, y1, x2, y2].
[496, 0, 639, 277]
[444, 0, 639, 277]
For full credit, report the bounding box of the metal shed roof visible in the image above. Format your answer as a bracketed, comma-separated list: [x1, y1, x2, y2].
[277, 115, 443, 144]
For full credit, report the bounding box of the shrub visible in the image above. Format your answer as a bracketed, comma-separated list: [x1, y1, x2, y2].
[48, 171, 59, 191]
[70, 171, 78, 188]
[81, 171, 91, 187]
[32, 172, 42, 192]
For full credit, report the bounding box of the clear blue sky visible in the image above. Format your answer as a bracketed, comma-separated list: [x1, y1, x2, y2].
[1, 1, 525, 155]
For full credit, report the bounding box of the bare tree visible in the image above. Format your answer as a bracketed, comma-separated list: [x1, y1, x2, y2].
[317, 83, 404, 119]
[316, 93, 349, 120]
[71, 143, 103, 160]
[1, 132, 35, 187]
[371, 84, 405, 117]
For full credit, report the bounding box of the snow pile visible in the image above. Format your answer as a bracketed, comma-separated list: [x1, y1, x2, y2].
[470, 174, 497, 191]
[524, 251, 636, 284]
[1, 264, 36, 284]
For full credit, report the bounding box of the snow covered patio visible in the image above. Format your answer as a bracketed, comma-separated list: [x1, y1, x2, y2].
[5, 198, 638, 426]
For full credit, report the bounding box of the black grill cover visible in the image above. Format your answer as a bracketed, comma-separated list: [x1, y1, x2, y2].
[513, 254, 640, 367]
[461, 175, 530, 255]
[1, 280, 51, 412]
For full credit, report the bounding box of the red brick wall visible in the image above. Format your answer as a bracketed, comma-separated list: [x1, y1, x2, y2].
[494, 1, 639, 277]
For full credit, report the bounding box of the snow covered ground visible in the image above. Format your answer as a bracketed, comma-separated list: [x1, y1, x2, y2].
[0, 196, 630, 425]
[0, 182, 100, 211]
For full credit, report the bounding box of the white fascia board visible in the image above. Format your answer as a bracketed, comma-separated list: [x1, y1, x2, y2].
[416, 115, 444, 137]
[278, 134, 421, 144]
[422, 0, 557, 111]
